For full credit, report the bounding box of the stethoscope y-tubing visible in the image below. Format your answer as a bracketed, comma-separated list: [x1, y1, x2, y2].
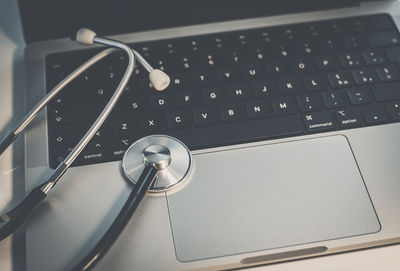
[0, 37, 135, 241]
[71, 165, 158, 271]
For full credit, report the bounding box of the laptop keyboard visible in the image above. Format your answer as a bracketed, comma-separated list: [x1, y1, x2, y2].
[46, 14, 400, 168]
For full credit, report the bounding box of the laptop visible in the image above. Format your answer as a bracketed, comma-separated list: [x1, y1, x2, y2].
[19, 0, 400, 270]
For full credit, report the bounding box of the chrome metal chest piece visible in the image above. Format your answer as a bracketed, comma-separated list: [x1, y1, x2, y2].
[122, 135, 193, 192]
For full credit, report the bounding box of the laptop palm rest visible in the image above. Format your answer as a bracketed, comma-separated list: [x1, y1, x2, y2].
[166, 135, 380, 262]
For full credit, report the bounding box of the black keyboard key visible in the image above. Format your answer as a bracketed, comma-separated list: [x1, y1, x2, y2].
[271, 97, 297, 115]
[224, 49, 249, 65]
[266, 61, 291, 78]
[247, 47, 268, 62]
[175, 55, 199, 71]
[123, 96, 148, 115]
[252, 80, 279, 98]
[348, 18, 370, 33]
[290, 58, 316, 74]
[108, 137, 134, 160]
[181, 37, 202, 53]
[321, 91, 347, 109]
[168, 74, 188, 90]
[201, 87, 226, 104]
[152, 58, 173, 73]
[295, 40, 320, 56]
[216, 67, 242, 84]
[367, 31, 400, 48]
[49, 106, 95, 125]
[273, 44, 296, 58]
[112, 118, 135, 136]
[385, 101, 400, 112]
[338, 52, 364, 68]
[389, 111, 400, 121]
[336, 109, 363, 128]
[314, 55, 340, 72]
[277, 77, 304, 95]
[362, 50, 387, 66]
[296, 94, 323, 112]
[140, 79, 159, 94]
[76, 140, 107, 166]
[50, 123, 87, 147]
[192, 71, 216, 87]
[371, 81, 400, 102]
[167, 110, 194, 130]
[245, 100, 272, 119]
[226, 84, 252, 101]
[351, 68, 377, 85]
[303, 112, 337, 132]
[370, 15, 394, 31]
[193, 107, 220, 126]
[150, 94, 174, 111]
[93, 121, 112, 140]
[343, 34, 368, 51]
[327, 71, 353, 88]
[385, 47, 400, 65]
[320, 37, 344, 52]
[241, 65, 265, 80]
[302, 74, 329, 92]
[375, 64, 400, 82]
[219, 104, 246, 123]
[176, 91, 201, 108]
[346, 87, 373, 105]
[198, 52, 223, 68]
[231, 33, 251, 47]
[138, 114, 167, 133]
[364, 112, 388, 125]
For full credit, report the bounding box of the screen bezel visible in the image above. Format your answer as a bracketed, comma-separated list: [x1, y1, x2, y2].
[18, 0, 361, 44]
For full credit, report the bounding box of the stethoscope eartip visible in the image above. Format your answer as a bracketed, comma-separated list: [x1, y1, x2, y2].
[149, 69, 170, 91]
[76, 28, 97, 45]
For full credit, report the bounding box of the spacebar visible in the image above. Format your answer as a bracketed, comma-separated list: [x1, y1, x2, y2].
[169, 115, 305, 150]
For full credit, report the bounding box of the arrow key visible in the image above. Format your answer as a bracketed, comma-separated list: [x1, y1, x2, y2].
[364, 112, 388, 125]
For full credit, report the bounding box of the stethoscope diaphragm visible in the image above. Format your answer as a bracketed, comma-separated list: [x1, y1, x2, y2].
[122, 135, 193, 192]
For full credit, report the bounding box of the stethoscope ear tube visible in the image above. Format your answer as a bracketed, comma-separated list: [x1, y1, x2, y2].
[71, 165, 158, 271]
[0, 132, 17, 156]
[0, 185, 46, 241]
[0, 162, 68, 241]
[0, 42, 133, 242]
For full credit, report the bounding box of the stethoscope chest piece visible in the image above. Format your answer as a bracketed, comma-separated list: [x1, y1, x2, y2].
[122, 135, 192, 192]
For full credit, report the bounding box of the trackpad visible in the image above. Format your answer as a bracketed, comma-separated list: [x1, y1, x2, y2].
[167, 135, 380, 262]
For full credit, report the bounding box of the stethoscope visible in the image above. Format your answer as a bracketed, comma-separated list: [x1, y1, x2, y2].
[0, 28, 193, 271]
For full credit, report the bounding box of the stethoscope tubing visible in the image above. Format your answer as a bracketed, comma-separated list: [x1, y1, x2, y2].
[0, 31, 171, 271]
[0, 37, 136, 241]
[71, 166, 158, 271]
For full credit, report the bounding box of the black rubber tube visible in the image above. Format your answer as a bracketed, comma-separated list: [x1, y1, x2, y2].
[71, 165, 158, 271]
[0, 185, 46, 241]
[0, 131, 17, 156]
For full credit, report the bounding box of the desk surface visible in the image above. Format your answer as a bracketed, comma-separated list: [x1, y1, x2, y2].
[0, 0, 399, 270]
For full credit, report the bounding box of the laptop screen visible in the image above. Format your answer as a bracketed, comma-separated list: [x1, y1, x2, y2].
[18, 0, 360, 43]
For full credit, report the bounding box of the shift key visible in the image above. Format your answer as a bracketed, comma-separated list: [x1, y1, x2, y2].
[303, 112, 337, 132]
[372, 82, 400, 102]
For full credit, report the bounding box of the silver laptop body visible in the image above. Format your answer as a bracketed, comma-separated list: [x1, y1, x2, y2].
[22, 0, 400, 270]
